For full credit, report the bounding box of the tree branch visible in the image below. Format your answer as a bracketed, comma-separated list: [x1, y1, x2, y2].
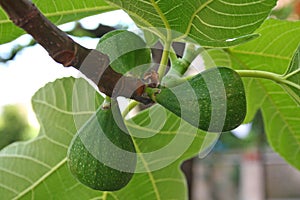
[0, 0, 152, 104]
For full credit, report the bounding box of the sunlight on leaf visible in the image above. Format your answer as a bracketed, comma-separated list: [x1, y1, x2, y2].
[262, 82, 300, 169]
[230, 19, 300, 122]
[229, 19, 300, 170]
[106, 0, 276, 47]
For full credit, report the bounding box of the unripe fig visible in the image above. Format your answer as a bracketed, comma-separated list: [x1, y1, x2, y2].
[67, 100, 136, 191]
[151, 67, 246, 132]
[97, 30, 151, 76]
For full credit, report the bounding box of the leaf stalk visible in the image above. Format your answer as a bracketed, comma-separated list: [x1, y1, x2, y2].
[236, 70, 300, 90]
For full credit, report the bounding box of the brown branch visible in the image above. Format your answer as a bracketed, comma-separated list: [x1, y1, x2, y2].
[0, 0, 152, 104]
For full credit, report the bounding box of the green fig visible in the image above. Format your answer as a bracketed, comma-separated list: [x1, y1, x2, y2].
[97, 30, 151, 76]
[67, 100, 136, 191]
[151, 67, 246, 132]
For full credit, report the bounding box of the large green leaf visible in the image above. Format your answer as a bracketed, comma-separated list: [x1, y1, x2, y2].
[0, 77, 217, 199]
[229, 19, 300, 122]
[0, 0, 117, 43]
[106, 0, 276, 47]
[228, 19, 300, 169]
[0, 78, 103, 199]
[261, 82, 300, 168]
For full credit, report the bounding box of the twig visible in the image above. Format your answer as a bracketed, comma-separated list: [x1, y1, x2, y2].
[0, 0, 152, 104]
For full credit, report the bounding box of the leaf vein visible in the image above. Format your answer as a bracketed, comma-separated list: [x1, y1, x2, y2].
[12, 158, 67, 200]
[0, 155, 51, 169]
[0, 167, 33, 184]
[0, 183, 18, 195]
[32, 99, 95, 115]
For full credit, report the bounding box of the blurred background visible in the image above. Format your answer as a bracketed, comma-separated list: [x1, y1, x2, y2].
[0, 0, 300, 199]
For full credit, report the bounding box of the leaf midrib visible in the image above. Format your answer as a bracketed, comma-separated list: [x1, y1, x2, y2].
[150, 0, 170, 41]
[132, 138, 161, 200]
[33, 99, 95, 116]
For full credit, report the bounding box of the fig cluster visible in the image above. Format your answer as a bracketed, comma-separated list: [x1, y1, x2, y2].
[67, 30, 247, 192]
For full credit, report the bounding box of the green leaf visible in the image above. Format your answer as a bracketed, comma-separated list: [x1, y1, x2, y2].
[229, 19, 300, 122]
[143, 29, 160, 47]
[229, 19, 300, 170]
[0, 77, 103, 199]
[127, 105, 218, 170]
[106, 0, 276, 47]
[282, 46, 300, 106]
[0, 0, 117, 43]
[0, 77, 217, 199]
[261, 83, 300, 169]
[201, 48, 232, 69]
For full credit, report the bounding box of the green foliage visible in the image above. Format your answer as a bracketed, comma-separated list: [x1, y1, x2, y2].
[106, 0, 276, 47]
[227, 19, 300, 170]
[0, 78, 103, 199]
[0, 78, 213, 199]
[201, 49, 232, 69]
[0, 105, 29, 149]
[0, 0, 300, 199]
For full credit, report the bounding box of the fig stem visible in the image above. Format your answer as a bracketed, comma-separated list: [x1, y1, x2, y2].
[145, 87, 160, 102]
[169, 47, 178, 63]
[237, 70, 282, 83]
[182, 43, 203, 65]
[102, 96, 112, 110]
[103, 192, 108, 199]
[237, 69, 300, 90]
[157, 40, 172, 82]
[122, 101, 139, 118]
[170, 43, 204, 76]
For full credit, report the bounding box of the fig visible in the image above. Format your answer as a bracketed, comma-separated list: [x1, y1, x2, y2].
[151, 67, 246, 132]
[67, 100, 136, 191]
[97, 30, 151, 76]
